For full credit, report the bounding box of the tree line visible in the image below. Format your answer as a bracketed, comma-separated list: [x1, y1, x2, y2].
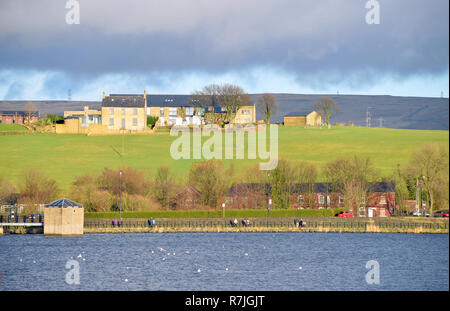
[0, 143, 447, 215]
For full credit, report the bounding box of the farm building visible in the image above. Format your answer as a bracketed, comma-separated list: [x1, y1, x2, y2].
[283, 110, 322, 126]
[0, 111, 39, 124]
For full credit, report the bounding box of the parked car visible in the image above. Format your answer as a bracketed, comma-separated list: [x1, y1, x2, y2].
[337, 210, 354, 217]
[434, 210, 449, 217]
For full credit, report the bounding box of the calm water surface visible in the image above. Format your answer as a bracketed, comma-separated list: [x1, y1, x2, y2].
[0, 233, 448, 291]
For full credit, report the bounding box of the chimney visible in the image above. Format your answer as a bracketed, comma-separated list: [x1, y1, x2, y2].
[102, 91, 105, 99]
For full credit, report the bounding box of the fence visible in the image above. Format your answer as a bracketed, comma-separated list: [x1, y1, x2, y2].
[84, 217, 449, 230]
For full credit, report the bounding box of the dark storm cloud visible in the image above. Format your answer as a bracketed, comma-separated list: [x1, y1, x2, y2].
[0, 0, 448, 85]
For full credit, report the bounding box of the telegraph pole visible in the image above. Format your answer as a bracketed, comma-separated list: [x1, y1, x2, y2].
[366, 107, 373, 127]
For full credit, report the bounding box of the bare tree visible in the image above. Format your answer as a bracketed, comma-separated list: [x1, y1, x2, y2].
[256, 94, 278, 125]
[191, 84, 250, 126]
[294, 162, 317, 208]
[409, 143, 449, 215]
[19, 170, 60, 204]
[191, 84, 221, 125]
[219, 84, 251, 124]
[325, 156, 375, 216]
[24, 101, 37, 124]
[188, 160, 230, 207]
[153, 165, 179, 208]
[0, 177, 15, 205]
[314, 97, 339, 128]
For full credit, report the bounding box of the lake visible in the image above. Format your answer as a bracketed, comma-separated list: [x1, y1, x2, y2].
[0, 233, 448, 291]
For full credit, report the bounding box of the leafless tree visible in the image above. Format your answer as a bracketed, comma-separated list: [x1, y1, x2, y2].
[218, 84, 251, 124]
[24, 101, 37, 124]
[325, 156, 375, 216]
[294, 161, 317, 208]
[314, 97, 339, 128]
[256, 94, 278, 125]
[191, 84, 221, 125]
[409, 143, 449, 215]
[188, 160, 231, 207]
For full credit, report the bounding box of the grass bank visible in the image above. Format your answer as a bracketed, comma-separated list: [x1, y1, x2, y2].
[0, 126, 448, 192]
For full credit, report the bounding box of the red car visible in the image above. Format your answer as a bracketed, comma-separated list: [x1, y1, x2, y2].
[337, 211, 354, 217]
[434, 211, 449, 217]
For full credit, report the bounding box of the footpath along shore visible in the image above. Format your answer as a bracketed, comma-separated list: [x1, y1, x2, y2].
[84, 217, 449, 234]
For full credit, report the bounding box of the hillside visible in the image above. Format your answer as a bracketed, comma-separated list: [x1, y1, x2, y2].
[0, 94, 448, 130]
[0, 127, 447, 193]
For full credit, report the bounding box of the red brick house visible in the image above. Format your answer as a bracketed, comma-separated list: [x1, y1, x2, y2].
[224, 182, 396, 217]
[171, 186, 202, 209]
[0, 111, 39, 124]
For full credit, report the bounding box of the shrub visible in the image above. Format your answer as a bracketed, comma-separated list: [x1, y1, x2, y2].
[18, 170, 60, 204]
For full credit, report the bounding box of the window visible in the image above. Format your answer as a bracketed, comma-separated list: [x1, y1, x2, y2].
[169, 108, 177, 117]
[379, 195, 386, 204]
[133, 108, 138, 115]
[109, 108, 114, 115]
[318, 195, 325, 205]
[89, 115, 94, 121]
[160, 108, 164, 117]
[109, 118, 114, 125]
[186, 107, 194, 116]
[361, 195, 366, 204]
[241, 110, 250, 115]
[298, 195, 304, 204]
[197, 108, 204, 115]
[132, 118, 137, 126]
[339, 196, 344, 204]
[121, 109, 126, 115]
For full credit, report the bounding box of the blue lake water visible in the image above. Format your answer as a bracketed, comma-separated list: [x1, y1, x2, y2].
[0, 233, 448, 291]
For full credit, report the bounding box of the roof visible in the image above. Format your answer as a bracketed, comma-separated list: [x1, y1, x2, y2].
[226, 182, 395, 195]
[46, 198, 83, 208]
[284, 110, 315, 117]
[102, 94, 145, 108]
[0, 110, 39, 116]
[147, 95, 197, 108]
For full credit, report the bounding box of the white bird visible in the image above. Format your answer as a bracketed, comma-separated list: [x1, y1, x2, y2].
[77, 254, 82, 258]
[298, 266, 302, 270]
[162, 257, 166, 261]
[225, 268, 229, 271]
[151, 251, 154, 254]
[197, 268, 201, 273]
[124, 279, 128, 282]
[244, 253, 248, 256]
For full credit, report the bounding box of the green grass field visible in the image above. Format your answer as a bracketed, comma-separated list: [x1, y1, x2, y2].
[0, 123, 28, 132]
[0, 126, 448, 193]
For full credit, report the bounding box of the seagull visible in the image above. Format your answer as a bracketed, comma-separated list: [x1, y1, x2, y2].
[225, 268, 229, 271]
[244, 253, 248, 256]
[77, 254, 82, 258]
[197, 268, 201, 273]
[298, 266, 302, 270]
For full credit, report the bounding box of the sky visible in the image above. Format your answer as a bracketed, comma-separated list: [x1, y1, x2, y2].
[0, 0, 448, 100]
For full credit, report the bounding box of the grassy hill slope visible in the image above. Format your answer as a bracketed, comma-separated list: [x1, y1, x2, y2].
[0, 126, 448, 194]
